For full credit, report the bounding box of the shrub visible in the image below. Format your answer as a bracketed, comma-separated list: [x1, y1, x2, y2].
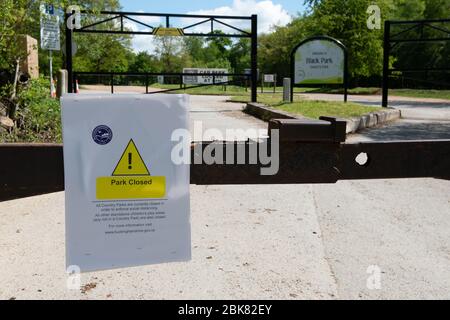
[1, 76, 61, 143]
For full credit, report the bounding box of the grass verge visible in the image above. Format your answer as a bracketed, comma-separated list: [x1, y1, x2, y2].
[390, 89, 450, 100]
[231, 93, 381, 120]
[298, 87, 450, 100]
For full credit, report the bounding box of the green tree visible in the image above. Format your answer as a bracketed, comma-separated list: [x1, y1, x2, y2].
[72, 33, 132, 73]
[129, 51, 160, 73]
[154, 36, 192, 73]
[183, 37, 206, 64]
[229, 38, 251, 73]
[183, 31, 233, 70]
[258, 17, 310, 79]
[0, 0, 128, 79]
[304, 0, 391, 82]
[387, 0, 449, 88]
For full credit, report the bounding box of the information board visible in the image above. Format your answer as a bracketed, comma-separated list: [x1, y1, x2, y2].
[263, 74, 276, 83]
[61, 94, 191, 272]
[40, 13, 60, 51]
[183, 68, 228, 85]
[293, 39, 345, 85]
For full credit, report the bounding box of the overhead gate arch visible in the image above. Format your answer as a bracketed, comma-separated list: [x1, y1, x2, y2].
[65, 10, 258, 102]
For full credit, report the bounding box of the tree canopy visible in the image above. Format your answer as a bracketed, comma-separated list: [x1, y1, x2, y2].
[1, 0, 449, 89]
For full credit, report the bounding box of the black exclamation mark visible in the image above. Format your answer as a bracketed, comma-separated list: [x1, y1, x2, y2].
[128, 153, 132, 170]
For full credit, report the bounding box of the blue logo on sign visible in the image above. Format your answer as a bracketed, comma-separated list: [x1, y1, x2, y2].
[92, 125, 113, 145]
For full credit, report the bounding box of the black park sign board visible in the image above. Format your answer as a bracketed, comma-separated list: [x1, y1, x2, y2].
[290, 36, 348, 102]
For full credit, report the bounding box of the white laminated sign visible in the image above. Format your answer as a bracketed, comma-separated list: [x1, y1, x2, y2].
[61, 94, 191, 272]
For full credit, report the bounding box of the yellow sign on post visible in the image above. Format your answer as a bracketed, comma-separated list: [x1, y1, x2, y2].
[153, 27, 184, 36]
[96, 139, 166, 200]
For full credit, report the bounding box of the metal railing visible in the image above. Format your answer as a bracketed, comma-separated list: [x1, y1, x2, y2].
[72, 72, 252, 94]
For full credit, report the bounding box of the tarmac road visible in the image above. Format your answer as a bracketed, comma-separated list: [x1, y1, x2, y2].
[0, 95, 449, 300]
[300, 92, 450, 121]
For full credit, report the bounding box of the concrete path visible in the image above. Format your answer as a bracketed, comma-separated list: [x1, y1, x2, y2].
[317, 123, 450, 299]
[80, 85, 160, 94]
[302, 92, 450, 141]
[1, 95, 449, 300]
[312, 178, 450, 299]
[79, 88, 267, 141]
[0, 186, 338, 300]
[188, 95, 267, 141]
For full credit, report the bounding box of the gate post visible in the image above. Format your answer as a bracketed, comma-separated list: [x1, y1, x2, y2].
[65, 11, 74, 93]
[283, 78, 291, 102]
[57, 69, 68, 98]
[251, 15, 258, 103]
[382, 20, 391, 108]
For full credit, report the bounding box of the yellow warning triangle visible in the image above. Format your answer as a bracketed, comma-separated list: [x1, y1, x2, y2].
[112, 139, 150, 176]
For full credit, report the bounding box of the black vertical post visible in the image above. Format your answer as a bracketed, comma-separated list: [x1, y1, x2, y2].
[65, 12, 73, 93]
[73, 73, 77, 93]
[111, 74, 114, 94]
[344, 49, 348, 103]
[382, 20, 391, 108]
[145, 74, 149, 94]
[274, 75, 276, 94]
[251, 15, 258, 103]
[290, 49, 294, 103]
[261, 74, 263, 93]
[166, 16, 170, 28]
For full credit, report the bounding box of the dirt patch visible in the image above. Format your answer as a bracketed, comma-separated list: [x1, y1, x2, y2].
[80, 282, 97, 294]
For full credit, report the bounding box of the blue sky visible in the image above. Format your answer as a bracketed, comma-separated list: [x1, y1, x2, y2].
[120, 0, 305, 16]
[119, 0, 306, 52]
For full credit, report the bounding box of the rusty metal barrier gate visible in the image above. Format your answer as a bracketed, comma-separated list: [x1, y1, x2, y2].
[1, 118, 449, 202]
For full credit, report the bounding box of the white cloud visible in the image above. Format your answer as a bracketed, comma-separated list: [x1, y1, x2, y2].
[188, 0, 292, 34]
[128, 1, 292, 53]
[123, 14, 161, 53]
[131, 35, 157, 53]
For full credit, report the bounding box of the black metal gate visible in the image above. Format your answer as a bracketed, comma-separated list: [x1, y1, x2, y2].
[382, 18, 450, 107]
[1, 16, 450, 201]
[1, 117, 449, 202]
[65, 10, 258, 102]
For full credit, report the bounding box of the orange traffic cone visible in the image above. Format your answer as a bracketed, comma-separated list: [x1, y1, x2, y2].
[51, 78, 56, 98]
[75, 79, 80, 94]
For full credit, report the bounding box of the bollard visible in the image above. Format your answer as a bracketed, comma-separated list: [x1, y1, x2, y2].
[283, 78, 291, 102]
[57, 69, 68, 98]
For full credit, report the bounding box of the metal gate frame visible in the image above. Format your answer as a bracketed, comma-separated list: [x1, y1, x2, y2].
[1, 17, 450, 201]
[1, 117, 449, 202]
[72, 71, 251, 95]
[65, 10, 258, 102]
[382, 18, 450, 107]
